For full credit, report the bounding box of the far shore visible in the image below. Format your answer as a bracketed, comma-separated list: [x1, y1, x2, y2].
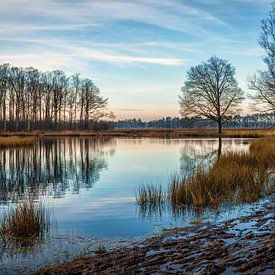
[0, 127, 274, 139]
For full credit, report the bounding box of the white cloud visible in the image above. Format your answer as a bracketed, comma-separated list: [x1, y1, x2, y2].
[72, 47, 184, 65]
[0, 0, 228, 35]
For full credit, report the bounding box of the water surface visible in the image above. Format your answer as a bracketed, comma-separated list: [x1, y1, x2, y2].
[0, 137, 252, 238]
[0, 137, 259, 272]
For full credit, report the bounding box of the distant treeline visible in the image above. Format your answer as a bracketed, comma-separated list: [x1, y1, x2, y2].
[0, 63, 112, 131]
[112, 113, 275, 129]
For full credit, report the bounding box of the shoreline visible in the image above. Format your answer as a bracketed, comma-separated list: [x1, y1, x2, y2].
[0, 127, 274, 139]
[36, 195, 275, 275]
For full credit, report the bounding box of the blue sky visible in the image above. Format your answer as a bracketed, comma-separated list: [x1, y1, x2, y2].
[0, 0, 272, 119]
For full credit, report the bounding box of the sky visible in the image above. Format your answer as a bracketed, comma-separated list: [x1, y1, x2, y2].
[0, 0, 272, 120]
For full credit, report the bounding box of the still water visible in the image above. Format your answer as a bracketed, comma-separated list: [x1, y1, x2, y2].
[0, 137, 252, 238]
[0, 137, 261, 272]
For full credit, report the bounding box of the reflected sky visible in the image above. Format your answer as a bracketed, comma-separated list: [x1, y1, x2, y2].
[0, 138, 252, 239]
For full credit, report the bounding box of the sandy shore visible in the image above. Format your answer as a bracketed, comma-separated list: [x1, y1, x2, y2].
[37, 195, 274, 275]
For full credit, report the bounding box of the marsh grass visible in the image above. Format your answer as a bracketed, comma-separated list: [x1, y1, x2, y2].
[0, 200, 52, 246]
[0, 137, 36, 148]
[136, 184, 165, 206]
[136, 138, 275, 212]
[136, 184, 166, 216]
[173, 138, 275, 208]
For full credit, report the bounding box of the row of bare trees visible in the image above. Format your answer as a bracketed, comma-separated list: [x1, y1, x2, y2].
[0, 65, 113, 131]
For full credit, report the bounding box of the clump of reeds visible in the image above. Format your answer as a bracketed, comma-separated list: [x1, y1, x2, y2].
[0, 200, 51, 246]
[0, 137, 36, 149]
[136, 184, 166, 216]
[136, 184, 165, 206]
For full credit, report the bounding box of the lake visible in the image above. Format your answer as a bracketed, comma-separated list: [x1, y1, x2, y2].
[1, 137, 264, 273]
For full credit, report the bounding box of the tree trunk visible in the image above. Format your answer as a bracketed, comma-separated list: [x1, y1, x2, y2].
[218, 119, 222, 135]
[218, 137, 222, 159]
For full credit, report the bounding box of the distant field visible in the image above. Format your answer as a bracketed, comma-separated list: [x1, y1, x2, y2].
[0, 128, 274, 138]
[0, 137, 36, 148]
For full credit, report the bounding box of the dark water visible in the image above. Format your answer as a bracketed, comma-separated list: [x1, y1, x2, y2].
[0, 137, 260, 273]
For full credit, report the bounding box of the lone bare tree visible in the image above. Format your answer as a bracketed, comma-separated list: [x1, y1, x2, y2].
[180, 56, 244, 134]
[249, 3, 275, 112]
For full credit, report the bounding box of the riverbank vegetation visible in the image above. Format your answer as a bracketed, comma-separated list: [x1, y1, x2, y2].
[0, 127, 274, 138]
[137, 137, 275, 210]
[0, 136, 36, 148]
[0, 200, 51, 246]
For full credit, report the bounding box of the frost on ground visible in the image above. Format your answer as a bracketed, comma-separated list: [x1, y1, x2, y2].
[38, 195, 275, 275]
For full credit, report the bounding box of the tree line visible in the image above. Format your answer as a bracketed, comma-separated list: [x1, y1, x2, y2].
[0, 65, 113, 131]
[113, 113, 275, 129]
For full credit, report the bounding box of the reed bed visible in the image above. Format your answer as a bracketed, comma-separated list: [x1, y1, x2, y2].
[137, 138, 275, 211]
[0, 137, 36, 148]
[0, 200, 51, 246]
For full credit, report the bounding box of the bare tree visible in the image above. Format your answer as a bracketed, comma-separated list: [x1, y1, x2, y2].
[180, 56, 244, 134]
[0, 64, 9, 131]
[249, 3, 275, 112]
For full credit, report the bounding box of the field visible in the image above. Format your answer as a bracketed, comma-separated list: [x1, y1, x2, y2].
[0, 127, 274, 138]
[0, 137, 36, 148]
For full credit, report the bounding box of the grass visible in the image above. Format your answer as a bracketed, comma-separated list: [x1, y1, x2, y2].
[185, 138, 275, 207]
[137, 137, 275, 211]
[0, 200, 51, 246]
[0, 127, 274, 138]
[136, 184, 165, 216]
[0, 136, 36, 148]
[136, 184, 165, 206]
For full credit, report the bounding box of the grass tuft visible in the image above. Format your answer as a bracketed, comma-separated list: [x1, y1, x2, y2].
[136, 184, 165, 207]
[0, 200, 51, 246]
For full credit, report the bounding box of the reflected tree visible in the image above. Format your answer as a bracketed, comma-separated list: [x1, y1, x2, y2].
[0, 138, 116, 203]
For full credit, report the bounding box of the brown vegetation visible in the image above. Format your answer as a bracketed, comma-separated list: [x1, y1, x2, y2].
[0, 136, 36, 148]
[138, 137, 275, 209]
[0, 200, 51, 246]
[0, 127, 274, 138]
[184, 137, 274, 207]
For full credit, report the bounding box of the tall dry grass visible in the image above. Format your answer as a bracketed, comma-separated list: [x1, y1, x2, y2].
[0, 137, 36, 148]
[0, 200, 51, 246]
[136, 184, 165, 206]
[137, 138, 275, 211]
[173, 137, 275, 208]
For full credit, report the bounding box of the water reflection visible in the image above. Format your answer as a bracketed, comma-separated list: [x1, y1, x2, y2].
[0, 138, 259, 273]
[0, 138, 116, 203]
[179, 138, 251, 174]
